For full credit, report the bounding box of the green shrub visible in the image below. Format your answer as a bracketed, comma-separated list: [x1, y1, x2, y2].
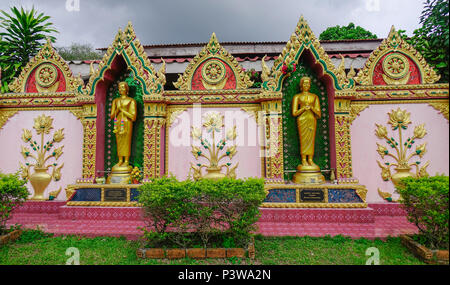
[0, 172, 29, 235]
[138, 177, 265, 248]
[396, 175, 449, 250]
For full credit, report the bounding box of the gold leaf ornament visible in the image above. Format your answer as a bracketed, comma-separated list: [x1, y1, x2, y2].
[53, 163, 64, 181]
[52, 146, 64, 160]
[203, 112, 223, 133]
[19, 162, 29, 180]
[376, 143, 388, 158]
[53, 128, 65, 142]
[226, 145, 237, 159]
[413, 124, 427, 139]
[375, 124, 388, 138]
[191, 126, 202, 140]
[33, 114, 54, 135]
[377, 161, 391, 181]
[21, 129, 32, 142]
[20, 146, 31, 159]
[191, 146, 202, 159]
[415, 142, 427, 158]
[388, 108, 411, 129]
[226, 126, 237, 141]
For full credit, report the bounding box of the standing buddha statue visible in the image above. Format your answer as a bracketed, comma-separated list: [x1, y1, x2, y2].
[109, 81, 137, 183]
[291, 76, 325, 184]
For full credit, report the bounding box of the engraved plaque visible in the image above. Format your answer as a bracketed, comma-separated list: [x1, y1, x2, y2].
[104, 188, 127, 202]
[300, 189, 325, 202]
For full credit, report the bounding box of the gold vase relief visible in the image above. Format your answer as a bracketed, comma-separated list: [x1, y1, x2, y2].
[375, 108, 429, 202]
[189, 112, 238, 180]
[19, 114, 64, 200]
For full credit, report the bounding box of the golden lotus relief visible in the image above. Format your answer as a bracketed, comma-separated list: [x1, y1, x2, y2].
[375, 108, 430, 202]
[19, 114, 64, 200]
[189, 112, 238, 180]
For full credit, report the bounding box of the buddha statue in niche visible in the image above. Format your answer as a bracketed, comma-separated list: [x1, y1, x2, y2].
[291, 76, 325, 184]
[108, 81, 136, 183]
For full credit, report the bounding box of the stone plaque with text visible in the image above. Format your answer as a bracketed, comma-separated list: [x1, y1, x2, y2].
[300, 189, 325, 202]
[104, 188, 127, 202]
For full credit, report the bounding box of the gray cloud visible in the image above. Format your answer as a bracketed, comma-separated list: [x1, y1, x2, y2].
[0, 0, 424, 49]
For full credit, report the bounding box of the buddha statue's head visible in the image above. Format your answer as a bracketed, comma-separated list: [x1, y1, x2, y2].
[299, 77, 311, 92]
[118, 81, 129, 96]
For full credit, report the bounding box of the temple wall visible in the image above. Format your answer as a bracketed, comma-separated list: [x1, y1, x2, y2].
[167, 107, 262, 181]
[350, 103, 449, 202]
[0, 110, 83, 201]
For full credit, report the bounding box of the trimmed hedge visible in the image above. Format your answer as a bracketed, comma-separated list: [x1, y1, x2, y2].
[0, 172, 28, 235]
[396, 175, 449, 250]
[138, 177, 266, 248]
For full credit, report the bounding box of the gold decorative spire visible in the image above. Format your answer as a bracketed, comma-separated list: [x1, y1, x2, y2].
[83, 22, 163, 96]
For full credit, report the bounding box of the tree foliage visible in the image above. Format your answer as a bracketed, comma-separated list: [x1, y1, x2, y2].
[319, 22, 378, 40]
[57, 43, 102, 61]
[0, 6, 58, 93]
[408, 0, 449, 82]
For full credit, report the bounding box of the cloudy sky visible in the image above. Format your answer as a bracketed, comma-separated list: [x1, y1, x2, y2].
[1, 0, 425, 49]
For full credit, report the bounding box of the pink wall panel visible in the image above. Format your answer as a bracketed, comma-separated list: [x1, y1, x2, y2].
[0, 110, 83, 200]
[167, 107, 262, 180]
[351, 103, 449, 202]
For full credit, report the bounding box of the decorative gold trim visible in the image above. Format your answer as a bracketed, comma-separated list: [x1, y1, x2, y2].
[0, 110, 18, 130]
[174, 33, 253, 90]
[241, 106, 263, 125]
[261, 100, 284, 179]
[9, 38, 84, 93]
[66, 201, 140, 207]
[166, 107, 187, 128]
[349, 103, 370, 124]
[428, 101, 449, 121]
[355, 26, 441, 85]
[261, 202, 367, 208]
[354, 84, 448, 100]
[143, 117, 165, 179]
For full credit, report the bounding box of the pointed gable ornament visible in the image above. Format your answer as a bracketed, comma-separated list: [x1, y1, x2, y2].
[355, 26, 441, 85]
[262, 16, 355, 95]
[82, 22, 165, 97]
[8, 38, 84, 93]
[174, 33, 253, 90]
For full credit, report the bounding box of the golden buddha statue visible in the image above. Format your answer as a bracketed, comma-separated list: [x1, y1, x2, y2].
[291, 76, 325, 184]
[108, 81, 137, 183]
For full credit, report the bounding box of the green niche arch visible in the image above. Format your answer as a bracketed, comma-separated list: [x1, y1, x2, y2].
[104, 71, 144, 173]
[281, 58, 331, 181]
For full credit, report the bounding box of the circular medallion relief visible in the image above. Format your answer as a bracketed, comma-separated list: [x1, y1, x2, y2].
[201, 59, 226, 85]
[35, 63, 58, 88]
[382, 53, 410, 79]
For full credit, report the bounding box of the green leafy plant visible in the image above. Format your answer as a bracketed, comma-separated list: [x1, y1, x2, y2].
[319, 22, 377, 40]
[138, 176, 265, 249]
[403, 0, 449, 82]
[0, 6, 58, 93]
[0, 172, 29, 235]
[396, 175, 449, 250]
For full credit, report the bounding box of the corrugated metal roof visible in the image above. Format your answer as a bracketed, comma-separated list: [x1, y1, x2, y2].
[97, 38, 383, 50]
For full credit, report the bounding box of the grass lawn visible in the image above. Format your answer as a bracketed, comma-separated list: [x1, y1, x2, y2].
[0, 229, 425, 265]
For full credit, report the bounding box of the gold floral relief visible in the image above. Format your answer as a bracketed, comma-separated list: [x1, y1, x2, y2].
[375, 108, 430, 202]
[189, 112, 238, 180]
[19, 114, 65, 200]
